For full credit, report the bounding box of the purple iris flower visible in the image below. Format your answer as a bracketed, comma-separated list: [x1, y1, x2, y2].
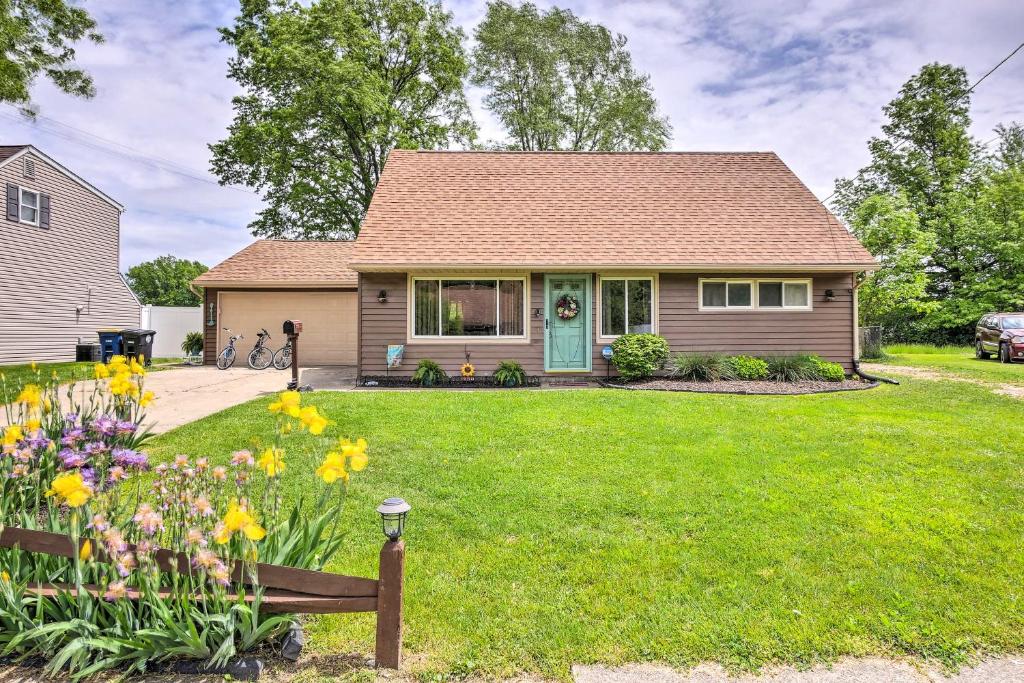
[112, 447, 148, 470]
[61, 427, 85, 446]
[25, 435, 51, 450]
[64, 413, 79, 424]
[115, 420, 138, 435]
[58, 448, 87, 468]
[92, 415, 116, 437]
[79, 467, 96, 486]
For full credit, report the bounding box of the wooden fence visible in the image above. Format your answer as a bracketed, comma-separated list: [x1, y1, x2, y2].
[0, 526, 405, 668]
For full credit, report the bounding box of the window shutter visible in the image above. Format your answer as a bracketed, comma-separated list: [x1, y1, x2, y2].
[5, 184, 17, 222]
[39, 193, 50, 228]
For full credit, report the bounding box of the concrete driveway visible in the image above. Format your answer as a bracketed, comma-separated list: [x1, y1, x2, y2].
[139, 365, 357, 433]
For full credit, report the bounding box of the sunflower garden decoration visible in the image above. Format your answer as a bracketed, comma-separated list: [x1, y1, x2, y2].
[555, 294, 580, 320]
[460, 362, 475, 378]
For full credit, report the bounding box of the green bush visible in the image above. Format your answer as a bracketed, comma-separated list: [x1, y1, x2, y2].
[669, 353, 737, 381]
[610, 334, 670, 380]
[728, 355, 769, 380]
[810, 356, 846, 382]
[765, 354, 819, 382]
[412, 359, 447, 386]
[494, 360, 526, 387]
[181, 331, 203, 356]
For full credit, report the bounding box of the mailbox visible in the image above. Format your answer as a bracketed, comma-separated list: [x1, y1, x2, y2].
[283, 320, 303, 336]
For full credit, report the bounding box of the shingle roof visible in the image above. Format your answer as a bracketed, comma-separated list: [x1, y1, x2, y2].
[350, 150, 877, 271]
[0, 145, 28, 163]
[193, 240, 358, 288]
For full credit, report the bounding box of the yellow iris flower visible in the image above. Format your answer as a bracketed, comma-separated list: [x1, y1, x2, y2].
[129, 358, 146, 376]
[299, 405, 328, 435]
[79, 540, 92, 562]
[220, 500, 267, 542]
[316, 451, 349, 484]
[46, 472, 92, 508]
[140, 390, 155, 407]
[340, 437, 369, 471]
[257, 447, 285, 478]
[15, 384, 41, 408]
[94, 363, 110, 379]
[268, 390, 301, 418]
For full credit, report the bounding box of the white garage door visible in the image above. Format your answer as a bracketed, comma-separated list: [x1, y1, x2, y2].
[218, 291, 357, 365]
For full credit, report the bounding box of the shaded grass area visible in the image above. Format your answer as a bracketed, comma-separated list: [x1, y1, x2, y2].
[149, 383, 1024, 679]
[0, 359, 180, 395]
[878, 345, 1024, 385]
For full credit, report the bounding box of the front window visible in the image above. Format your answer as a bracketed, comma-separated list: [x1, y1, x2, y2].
[601, 277, 654, 336]
[412, 278, 525, 338]
[701, 279, 812, 310]
[19, 188, 38, 225]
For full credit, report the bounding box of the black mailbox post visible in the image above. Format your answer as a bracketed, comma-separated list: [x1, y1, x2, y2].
[283, 320, 303, 390]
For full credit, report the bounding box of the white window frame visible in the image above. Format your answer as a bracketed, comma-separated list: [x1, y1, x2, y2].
[597, 275, 658, 339]
[699, 278, 813, 311]
[407, 275, 530, 343]
[18, 187, 39, 226]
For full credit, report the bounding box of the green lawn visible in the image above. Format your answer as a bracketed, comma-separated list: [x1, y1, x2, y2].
[0, 359, 180, 394]
[876, 345, 1024, 385]
[148, 381, 1024, 679]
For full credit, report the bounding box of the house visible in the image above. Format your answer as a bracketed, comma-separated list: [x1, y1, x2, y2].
[0, 145, 140, 364]
[192, 240, 358, 366]
[197, 151, 876, 376]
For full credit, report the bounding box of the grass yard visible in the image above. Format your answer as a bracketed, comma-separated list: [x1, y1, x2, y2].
[876, 344, 1024, 385]
[149, 380, 1024, 679]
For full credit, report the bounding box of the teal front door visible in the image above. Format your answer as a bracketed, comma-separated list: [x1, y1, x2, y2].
[544, 274, 591, 372]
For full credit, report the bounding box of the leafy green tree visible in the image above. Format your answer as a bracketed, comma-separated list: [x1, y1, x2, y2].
[993, 121, 1024, 170]
[126, 256, 208, 307]
[211, 0, 475, 239]
[471, 0, 670, 151]
[849, 194, 936, 328]
[0, 0, 103, 109]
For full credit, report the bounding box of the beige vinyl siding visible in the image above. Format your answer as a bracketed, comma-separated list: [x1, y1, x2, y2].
[359, 271, 856, 376]
[0, 151, 139, 364]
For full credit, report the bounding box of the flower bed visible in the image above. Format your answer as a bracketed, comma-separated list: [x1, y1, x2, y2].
[600, 377, 878, 395]
[361, 375, 542, 388]
[0, 357, 369, 678]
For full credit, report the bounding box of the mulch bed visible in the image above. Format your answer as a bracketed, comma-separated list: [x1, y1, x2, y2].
[600, 377, 879, 395]
[360, 375, 541, 388]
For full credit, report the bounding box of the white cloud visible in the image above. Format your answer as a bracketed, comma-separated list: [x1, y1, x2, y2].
[4, 0, 1022, 270]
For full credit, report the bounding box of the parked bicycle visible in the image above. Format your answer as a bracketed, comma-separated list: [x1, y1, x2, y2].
[272, 338, 292, 370]
[215, 328, 243, 370]
[248, 328, 274, 370]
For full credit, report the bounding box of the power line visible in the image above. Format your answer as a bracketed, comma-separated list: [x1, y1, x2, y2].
[821, 40, 1024, 205]
[0, 104, 257, 196]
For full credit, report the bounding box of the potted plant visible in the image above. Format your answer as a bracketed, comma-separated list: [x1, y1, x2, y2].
[493, 360, 526, 387]
[181, 331, 203, 357]
[412, 359, 447, 387]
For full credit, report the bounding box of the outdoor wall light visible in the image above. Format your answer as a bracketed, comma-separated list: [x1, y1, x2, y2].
[824, 289, 836, 301]
[378, 290, 388, 303]
[377, 497, 411, 541]
[532, 307, 543, 318]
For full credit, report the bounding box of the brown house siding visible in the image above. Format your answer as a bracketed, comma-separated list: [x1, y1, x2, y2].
[202, 287, 219, 365]
[360, 271, 857, 377]
[0, 151, 139, 364]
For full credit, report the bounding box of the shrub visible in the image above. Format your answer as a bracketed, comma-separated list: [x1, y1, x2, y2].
[728, 355, 769, 380]
[765, 354, 819, 382]
[181, 331, 203, 356]
[494, 360, 526, 387]
[668, 353, 737, 381]
[610, 334, 670, 380]
[412, 359, 447, 386]
[0, 360, 368, 678]
[810, 356, 846, 382]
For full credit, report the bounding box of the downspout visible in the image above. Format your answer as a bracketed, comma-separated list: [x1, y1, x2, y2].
[849, 275, 899, 385]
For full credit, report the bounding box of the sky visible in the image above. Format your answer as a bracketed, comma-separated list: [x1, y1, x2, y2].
[3, 0, 1023, 271]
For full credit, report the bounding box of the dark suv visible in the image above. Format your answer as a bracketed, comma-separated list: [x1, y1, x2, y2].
[976, 313, 1024, 363]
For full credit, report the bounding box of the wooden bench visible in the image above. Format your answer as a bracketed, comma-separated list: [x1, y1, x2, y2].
[0, 526, 405, 668]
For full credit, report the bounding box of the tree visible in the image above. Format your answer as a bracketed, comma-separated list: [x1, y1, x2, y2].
[126, 256, 208, 307]
[849, 193, 936, 328]
[471, 0, 670, 151]
[0, 0, 103, 109]
[210, 0, 475, 240]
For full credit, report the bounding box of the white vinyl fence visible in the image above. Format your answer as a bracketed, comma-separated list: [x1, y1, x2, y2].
[140, 306, 203, 358]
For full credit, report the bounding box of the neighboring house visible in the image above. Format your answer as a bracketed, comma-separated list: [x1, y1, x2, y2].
[0, 145, 140, 364]
[197, 151, 877, 376]
[192, 240, 358, 366]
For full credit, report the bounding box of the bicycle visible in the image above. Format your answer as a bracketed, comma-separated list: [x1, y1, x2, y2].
[272, 338, 292, 370]
[247, 328, 274, 370]
[216, 328, 243, 370]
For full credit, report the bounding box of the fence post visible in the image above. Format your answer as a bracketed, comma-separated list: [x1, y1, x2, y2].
[375, 539, 405, 669]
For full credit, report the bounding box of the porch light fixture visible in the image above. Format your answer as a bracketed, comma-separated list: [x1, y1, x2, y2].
[377, 497, 411, 541]
[824, 289, 836, 302]
[378, 290, 388, 303]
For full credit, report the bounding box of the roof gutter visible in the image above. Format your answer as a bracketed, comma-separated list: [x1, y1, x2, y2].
[347, 262, 880, 273]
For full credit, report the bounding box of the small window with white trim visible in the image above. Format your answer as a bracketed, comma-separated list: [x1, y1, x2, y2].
[600, 277, 654, 336]
[19, 188, 39, 225]
[700, 279, 812, 311]
[700, 280, 753, 309]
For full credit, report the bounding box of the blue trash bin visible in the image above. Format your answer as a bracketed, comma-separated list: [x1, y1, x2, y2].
[97, 328, 123, 363]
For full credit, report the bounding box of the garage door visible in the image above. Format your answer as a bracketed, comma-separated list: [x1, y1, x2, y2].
[218, 291, 357, 365]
